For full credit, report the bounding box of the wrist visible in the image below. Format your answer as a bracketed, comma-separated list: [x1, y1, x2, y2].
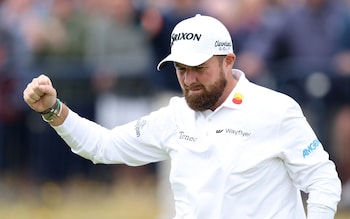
[47, 103, 69, 126]
[40, 99, 60, 115]
[41, 99, 62, 122]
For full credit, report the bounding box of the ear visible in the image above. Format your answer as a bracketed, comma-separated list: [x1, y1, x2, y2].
[225, 53, 236, 68]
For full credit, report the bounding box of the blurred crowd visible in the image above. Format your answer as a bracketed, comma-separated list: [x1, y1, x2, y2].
[1, 0, 350, 209]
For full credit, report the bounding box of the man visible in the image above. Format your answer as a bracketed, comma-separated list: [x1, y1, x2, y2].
[23, 14, 341, 219]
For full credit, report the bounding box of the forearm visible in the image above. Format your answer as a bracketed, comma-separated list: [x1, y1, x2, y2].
[51, 108, 110, 163]
[304, 160, 341, 219]
[51, 107, 168, 165]
[51, 108, 139, 165]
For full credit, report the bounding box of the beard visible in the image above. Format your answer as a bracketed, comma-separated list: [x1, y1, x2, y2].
[184, 70, 227, 111]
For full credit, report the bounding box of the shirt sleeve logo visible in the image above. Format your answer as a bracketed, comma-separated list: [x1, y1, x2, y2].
[302, 139, 321, 158]
[135, 119, 147, 137]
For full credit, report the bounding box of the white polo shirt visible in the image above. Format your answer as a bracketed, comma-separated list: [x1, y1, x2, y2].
[54, 70, 341, 219]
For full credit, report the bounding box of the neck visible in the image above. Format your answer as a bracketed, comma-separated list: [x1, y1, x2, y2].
[210, 71, 239, 111]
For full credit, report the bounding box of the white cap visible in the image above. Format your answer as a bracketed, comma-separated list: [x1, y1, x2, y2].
[157, 14, 233, 71]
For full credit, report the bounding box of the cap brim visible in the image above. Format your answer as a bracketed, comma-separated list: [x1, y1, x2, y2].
[157, 51, 213, 71]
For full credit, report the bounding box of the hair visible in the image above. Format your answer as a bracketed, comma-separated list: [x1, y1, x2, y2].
[216, 55, 227, 68]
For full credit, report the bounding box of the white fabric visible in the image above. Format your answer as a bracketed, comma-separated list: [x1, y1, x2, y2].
[307, 204, 335, 219]
[157, 14, 233, 70]
[53, 70, 341, 219]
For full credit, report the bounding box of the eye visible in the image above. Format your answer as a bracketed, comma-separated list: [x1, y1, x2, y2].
[193, 66, 206, 72]
[175, 66, 187, 73]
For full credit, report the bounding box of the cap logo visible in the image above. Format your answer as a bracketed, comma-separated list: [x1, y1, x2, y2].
[215, 40, 232, 51]
[171, 32, 202, 46]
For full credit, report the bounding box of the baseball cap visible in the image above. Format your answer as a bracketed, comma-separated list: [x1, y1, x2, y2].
[157, 14, 234, 71]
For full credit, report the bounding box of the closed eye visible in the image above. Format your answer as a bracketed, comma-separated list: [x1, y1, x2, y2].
[174, 64, 207, 73]
[176, 66, 186, 72]
[193, 66, 207, 72]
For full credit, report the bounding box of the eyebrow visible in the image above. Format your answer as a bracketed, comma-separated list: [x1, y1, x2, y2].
[174, 63, 183, 68]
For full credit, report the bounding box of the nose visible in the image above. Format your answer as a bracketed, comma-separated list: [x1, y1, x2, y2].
[183, 69, 197, 86]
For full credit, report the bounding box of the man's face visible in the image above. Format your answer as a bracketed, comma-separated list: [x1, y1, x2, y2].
[175, 56, 227, 111]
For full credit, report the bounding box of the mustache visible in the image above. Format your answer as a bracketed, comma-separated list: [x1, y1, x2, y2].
[184, 84, 205, 90]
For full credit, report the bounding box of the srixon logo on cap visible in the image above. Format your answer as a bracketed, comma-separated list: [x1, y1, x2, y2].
[170, 32, 202, 46]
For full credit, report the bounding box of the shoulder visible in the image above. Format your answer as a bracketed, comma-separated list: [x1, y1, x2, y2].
[247, 82, 302, 115]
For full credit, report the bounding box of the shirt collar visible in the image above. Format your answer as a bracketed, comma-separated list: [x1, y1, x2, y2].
[196, 69, 249, 119]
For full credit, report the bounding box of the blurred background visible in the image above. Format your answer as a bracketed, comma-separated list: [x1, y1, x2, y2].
[0, 0, 350, 218]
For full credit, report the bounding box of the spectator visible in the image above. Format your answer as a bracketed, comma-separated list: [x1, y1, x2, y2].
[332, 105, 350, 208]
[0, 0, 40, 176]
[25, 0, 93, 182]
[84, 0, 154, 128]
[236, 0, 350, 147]
[234, 1, 350, 207]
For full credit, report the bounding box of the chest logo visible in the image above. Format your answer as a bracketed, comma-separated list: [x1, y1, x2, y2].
[179, 131, 197, 142]
[232, 93, 244, 104]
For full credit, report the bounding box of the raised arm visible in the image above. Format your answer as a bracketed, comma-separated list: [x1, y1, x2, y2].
[23, 74, 68, 126]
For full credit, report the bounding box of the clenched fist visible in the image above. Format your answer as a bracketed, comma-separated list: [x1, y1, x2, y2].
[23, 74, 57, 113]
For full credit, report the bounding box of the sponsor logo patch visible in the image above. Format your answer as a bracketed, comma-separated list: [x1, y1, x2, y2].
[215, 40, 232, 51]
[303, 139, 320, 158]
[216, 128, 251, 137]
[178, 131, 198, 142]
[232, 93, 244, 104]
[135, 119, 146, 137]
[171, 32, 202, 46]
